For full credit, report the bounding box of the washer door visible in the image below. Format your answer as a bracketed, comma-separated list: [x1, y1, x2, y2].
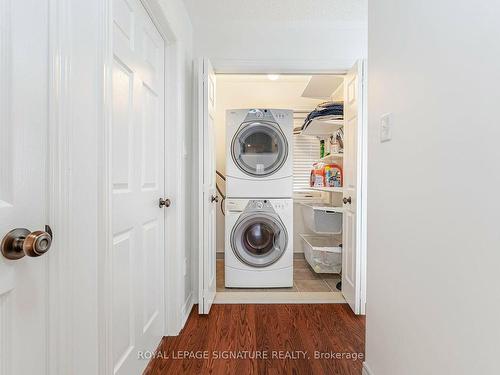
[231, 121, 288, 177]
[231, 213, 288, 267]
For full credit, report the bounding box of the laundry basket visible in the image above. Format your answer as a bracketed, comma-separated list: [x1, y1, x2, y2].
[301, 203, 343, 234]
[299, 234, 342, 273]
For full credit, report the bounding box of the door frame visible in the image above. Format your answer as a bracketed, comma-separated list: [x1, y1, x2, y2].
[97, 0, 187, 373]
[140, 0, 187, 336]
[194, 58, 368, 314]
[47, 1, 72, 374]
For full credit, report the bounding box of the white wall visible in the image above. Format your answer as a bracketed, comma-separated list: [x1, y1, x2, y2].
[365, 1, 500, 374]
[183, 0, 367, 71]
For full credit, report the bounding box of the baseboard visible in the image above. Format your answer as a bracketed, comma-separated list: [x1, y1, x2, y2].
[214, 291, 345, 304]
[362, 362, 374, 375]
[180, 292, 193, 330]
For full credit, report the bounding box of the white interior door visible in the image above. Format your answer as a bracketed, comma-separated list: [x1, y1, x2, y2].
[0, 1, 50, 374]
[198, 58, 217, 314]
[342, 60, 364, 314]
[111, 0, 165, 373]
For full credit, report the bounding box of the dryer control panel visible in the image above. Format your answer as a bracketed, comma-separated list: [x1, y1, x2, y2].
[245, 109, 276, 122]
[243, 109, 290, 123]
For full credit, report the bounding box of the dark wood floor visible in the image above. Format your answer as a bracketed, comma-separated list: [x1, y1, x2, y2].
[144, 304, 365, 375]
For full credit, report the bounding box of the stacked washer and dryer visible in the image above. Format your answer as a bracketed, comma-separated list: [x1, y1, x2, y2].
[225, 109, 294, 288]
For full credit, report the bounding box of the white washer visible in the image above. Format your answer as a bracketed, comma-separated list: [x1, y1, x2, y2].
[225, 198, 293, 288]
[226, 109, 293, 198]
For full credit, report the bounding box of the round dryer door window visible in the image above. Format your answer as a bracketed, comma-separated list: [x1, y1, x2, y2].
[231, 121, 288, 177]
[231, 213, 288, 267]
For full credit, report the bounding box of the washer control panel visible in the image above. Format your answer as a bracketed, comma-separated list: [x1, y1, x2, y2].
[247, 199, 273, 210]
[272, 200, 290, 210]
[226, 199, 247, 212]
[226, 199, 290, 214]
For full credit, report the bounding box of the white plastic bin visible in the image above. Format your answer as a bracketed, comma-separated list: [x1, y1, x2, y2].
[301, 203, 343, 234]
[299, 234, 342, 274]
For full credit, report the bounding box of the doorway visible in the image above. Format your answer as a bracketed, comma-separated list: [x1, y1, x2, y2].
[197, 60, 367, 315]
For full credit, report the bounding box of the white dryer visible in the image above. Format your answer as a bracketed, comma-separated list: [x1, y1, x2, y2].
[225, 198, 293, 288]
[226, 109, 293, 198]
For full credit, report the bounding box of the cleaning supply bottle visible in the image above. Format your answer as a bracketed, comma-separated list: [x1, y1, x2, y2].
[320, 139, 325, 158]
[324, 165, 332, 187]
[326, 163, 343, 187]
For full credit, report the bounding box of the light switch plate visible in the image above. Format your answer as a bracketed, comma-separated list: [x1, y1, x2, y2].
[380, 113, 392, 142]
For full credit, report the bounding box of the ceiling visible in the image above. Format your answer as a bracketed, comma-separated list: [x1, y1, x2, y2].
[216, 74, 312, 83]
[183, 0, 367, 26]
[217, 74, 343, 100]
[215, 74, 333, 111]
[182, 0, 367, 69]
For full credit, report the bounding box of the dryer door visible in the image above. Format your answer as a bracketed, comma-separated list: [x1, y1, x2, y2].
[231, 213, 288, 267]
[231, 121, 288, 177]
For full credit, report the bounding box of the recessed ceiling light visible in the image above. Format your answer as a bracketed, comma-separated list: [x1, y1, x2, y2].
[267, 74, 280, 81]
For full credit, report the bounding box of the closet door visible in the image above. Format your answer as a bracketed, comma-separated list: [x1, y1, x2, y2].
[342, 60, 364, 314]
[110, 0, 166, 373]
[198, 58, 217, 314]
[0, 2, 50, 373]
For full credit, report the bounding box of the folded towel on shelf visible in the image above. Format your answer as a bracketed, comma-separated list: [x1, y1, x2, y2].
[317, 101, 344, 110]
[302, 101, 343, 130]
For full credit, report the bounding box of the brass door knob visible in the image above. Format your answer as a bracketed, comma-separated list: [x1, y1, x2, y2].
[1, 225, 53, 260]
[159, 198, 171, 208]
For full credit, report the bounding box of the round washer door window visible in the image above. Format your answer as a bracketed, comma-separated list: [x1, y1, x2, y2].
[231, 213, 288, 267]
[231, 121, 288, 177]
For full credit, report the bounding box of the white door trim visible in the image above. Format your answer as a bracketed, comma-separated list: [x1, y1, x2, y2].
[194, 58, 367, 314]
[47, 0, 74, 374]
[197, 59, 204, 311]
[359, 60, 368, 314]
[211, 58, 354, 74]
[193, 58, 349, 303]
[140, 0, 188, 336]
[97, 0, 186, 373]
[362, 362, 375, 375]
[97, 1, 112, 374]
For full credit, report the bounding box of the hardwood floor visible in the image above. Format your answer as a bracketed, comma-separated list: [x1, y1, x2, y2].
[144, 304, 365, 375]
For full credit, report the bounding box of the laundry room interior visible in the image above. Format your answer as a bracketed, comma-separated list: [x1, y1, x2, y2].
[206, 70, 365, 307]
